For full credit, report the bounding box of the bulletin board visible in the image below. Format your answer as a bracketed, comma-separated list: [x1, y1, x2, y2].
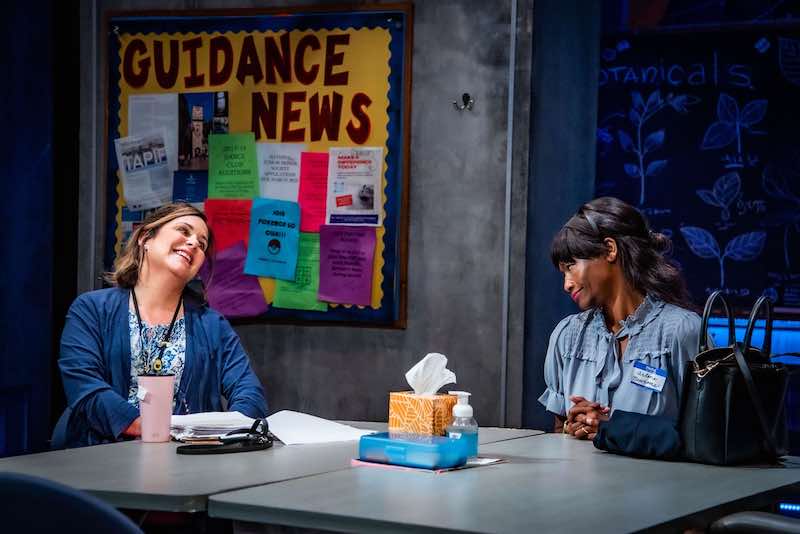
[103, 4, 412, 327]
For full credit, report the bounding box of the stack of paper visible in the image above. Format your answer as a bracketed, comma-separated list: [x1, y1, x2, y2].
[267, 410, 375, 445]
[170, 411, 254, 441]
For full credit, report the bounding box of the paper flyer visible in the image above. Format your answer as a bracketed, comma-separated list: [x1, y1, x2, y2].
[257, 143, 305, 201]
[273, 233, 328, 312]
[318, 225, 376, 306]
[298, 152, 329, 232]
[244, 198, 300, 281]
[204, 199, 252, 252]
[201, 241, 269, 318]
[172, 171, 208, 208]
[208, 132, 259, 198]
[325, 147, 383, 226]
[128, 93, 179, 172]
[114, 128, 173, 211]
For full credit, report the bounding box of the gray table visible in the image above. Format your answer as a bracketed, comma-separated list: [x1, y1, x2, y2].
[341, 422, 542, 445]
[0, 424, 540, 512]
[208, 434, 800, 533]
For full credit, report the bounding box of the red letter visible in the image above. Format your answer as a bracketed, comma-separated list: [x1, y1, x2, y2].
[122, 39, 149, 88]
[346, 93, 372, 144]
[281, 91, 306, 142]
[308, 92, 343, 141]
[251, 92, 278, 141]
[264, 33, 291, 84]
[324, 34, 350, 86]
[209, 36, 233, 86]
[236, 35, 264, 85]
[153, 40, 179, 89]
[182, 37, 204, 88]
[294, 35, 320, 85]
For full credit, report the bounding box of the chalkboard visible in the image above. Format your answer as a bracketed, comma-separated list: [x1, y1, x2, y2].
[596, 29, 800, 313]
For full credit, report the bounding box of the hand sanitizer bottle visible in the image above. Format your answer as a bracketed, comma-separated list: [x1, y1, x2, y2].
[446, 391, 478, 458]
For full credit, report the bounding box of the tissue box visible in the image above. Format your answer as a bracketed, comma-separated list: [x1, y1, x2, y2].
[388, 392, 457, 435]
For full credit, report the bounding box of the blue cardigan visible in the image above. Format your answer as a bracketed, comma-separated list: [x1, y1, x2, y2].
[52, 287, 268, 448]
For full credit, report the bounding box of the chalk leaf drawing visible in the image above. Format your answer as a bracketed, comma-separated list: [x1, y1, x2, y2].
[696, 172, 741, 222]
[701, 93, 767, 168]
[762, 159, 800, 270]
[778, 37, 800, 87]
[618, 90, 696, 205]
[681, 227, 766, 288]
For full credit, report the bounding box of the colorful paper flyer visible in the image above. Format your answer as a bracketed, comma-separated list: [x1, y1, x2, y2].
[273, 233, 327, 312]
[298, 152, 329, 232]
[201, 241, 268, 318]
[208, 133, 259, 198]
[172, 171, 208, 207]
[244, 198, 300, 281]
[114, 128, 173, 211]
[325, 147, 383, 226]
[204, 199, 252, 252]
[318, 225, 376, 306]
[257, 143, 304, 201]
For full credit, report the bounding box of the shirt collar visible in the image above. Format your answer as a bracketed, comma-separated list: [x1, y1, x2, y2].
[588, 294, 665, 338]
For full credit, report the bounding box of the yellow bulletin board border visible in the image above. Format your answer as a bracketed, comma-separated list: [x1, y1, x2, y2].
[103, 4, 412, 328]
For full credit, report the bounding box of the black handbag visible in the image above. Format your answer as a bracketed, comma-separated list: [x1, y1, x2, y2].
[679, 291, 789, 465]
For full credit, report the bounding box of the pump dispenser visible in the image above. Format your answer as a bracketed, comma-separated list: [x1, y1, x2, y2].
[445, 391, 478, 457]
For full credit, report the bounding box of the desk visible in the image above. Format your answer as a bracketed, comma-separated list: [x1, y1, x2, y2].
[0, 424, 540, 513]
[208, 434, 800, 533]
[339, 422, 542, 445]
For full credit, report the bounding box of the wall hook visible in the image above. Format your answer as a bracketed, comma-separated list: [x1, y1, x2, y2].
[453, 93, 474, 111]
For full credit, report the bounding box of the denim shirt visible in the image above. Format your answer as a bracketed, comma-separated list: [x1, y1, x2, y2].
[538, 295, 702, 420]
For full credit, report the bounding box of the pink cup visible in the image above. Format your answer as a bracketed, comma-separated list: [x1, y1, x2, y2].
[138, 375, 175, 443]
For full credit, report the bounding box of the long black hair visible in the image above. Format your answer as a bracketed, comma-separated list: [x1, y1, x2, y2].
[550, 197, 693, 309]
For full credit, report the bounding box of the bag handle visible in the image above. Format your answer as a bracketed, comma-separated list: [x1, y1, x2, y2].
[732, 342, 780, 459]
[700, 290, 735, 352]
[743, 296, 773, 358]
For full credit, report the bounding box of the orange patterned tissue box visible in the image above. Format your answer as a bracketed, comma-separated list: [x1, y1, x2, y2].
[388, 392, 457, 435]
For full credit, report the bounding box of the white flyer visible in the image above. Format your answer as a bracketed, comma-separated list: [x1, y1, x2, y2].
[114, 128, 173, 211]
[325, 147, 383, 226]
[128, 94, 179, 172]
[256, 143, 305, 201]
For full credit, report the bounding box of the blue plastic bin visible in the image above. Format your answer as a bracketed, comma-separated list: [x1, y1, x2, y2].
[359, 432, 468, 470]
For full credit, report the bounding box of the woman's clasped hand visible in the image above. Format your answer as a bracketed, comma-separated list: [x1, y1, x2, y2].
[564, 395, 610, 440]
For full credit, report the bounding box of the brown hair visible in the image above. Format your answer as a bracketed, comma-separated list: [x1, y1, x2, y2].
[105, 203, 215, 288]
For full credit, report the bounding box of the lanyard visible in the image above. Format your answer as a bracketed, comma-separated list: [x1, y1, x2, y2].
[131, 289, 182, 374]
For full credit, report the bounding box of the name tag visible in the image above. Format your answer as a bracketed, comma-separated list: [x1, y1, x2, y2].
[631, 360, 667, 392]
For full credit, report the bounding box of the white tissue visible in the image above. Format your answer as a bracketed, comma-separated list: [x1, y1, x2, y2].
[137, 386, 150, 402]
[405, 352, 457, 395]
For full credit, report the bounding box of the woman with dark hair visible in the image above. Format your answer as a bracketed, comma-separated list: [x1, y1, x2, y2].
[53, 203, 267, 448]
[539, 197, 701, 440]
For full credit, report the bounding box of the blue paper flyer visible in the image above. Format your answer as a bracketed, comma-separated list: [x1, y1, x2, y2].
[244, 198, 300, 281]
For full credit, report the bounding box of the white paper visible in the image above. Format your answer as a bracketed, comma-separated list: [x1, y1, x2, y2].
[114, 128, 173, 211]
[129, 94, 179, 172]
[136, 386, 149, 402]
[257, 143, 305, 201]
[325, 147, 383, 226]
[267, 410, 374, 445]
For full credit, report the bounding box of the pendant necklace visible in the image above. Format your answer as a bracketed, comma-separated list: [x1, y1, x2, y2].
[132, 288, 182, 374]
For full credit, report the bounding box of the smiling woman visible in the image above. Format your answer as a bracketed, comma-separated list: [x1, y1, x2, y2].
[539, 197, 702, 441]
[52, 203, 268, 448]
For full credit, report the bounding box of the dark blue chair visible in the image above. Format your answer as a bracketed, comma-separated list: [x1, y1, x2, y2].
[0, 472, 142, 533]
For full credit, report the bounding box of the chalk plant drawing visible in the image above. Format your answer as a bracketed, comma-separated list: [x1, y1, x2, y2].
[701, 93, 767, 168]
[696, 171, 741, 225]
[618, 90, 695, 205]
[680, 227, 766, 288]
[762, 160, 800, 270]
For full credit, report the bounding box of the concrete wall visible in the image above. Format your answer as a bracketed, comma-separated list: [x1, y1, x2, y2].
[79, 0, 533, 426]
